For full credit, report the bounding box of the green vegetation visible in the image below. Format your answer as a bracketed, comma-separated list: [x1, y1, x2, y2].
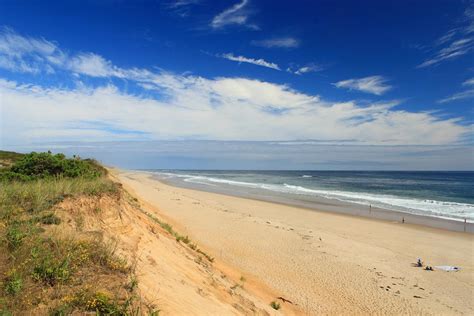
[270, 301, 281, 310]
[0, 151, 107, 181]
[0, 150, 24, 167]
[4, 274, 22, 296]
[37, 212, 61, 225]
[139, 208, 214, 263]
[49, 288, 156, 316]
[0, 151, 157, 314]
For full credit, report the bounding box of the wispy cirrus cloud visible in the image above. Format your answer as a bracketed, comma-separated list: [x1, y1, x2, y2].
[418, 38, 473, 68]
[68, 53, 118, 77]
[333, 76, 392, 95]
[438, 78, 474, 103]
[0, 28, 155, 80]
[288, 63, 324, 75]
[251, 37, 300, 48]
[463, 77, 474, 86]
[0, 27, 122, 77]
[0, 27, 470, 148]
[0, 26, 63, 74]
[218, 53, 280, 70]
[210, 0, 258, 30]
[166, 0, 200, 9]
[418, 3, 474, 68]
[438, 89, 474, 104]
[164, 0, 201, 17]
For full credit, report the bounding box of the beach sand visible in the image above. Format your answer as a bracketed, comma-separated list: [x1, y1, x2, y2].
[117, 170, 474, 315]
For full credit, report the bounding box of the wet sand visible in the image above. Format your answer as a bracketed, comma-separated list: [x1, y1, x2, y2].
[160, 174, 474, 233]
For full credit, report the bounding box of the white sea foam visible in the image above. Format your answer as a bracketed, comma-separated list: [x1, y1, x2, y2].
[281, 184, 474, 220]
[153, 172, 474, 221]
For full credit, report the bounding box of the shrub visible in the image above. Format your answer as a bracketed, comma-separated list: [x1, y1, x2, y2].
[270, 301, 281, 310]
[32, 256, 71, 286]
[51, 290, 131, 316]
[196, 248, 214, 263]
[0, 310, 13, 316]
[6, 224, 27, 250]
[0, 152, 106, 181]
[38, 213, 61, 225]
[176, 235, 190, 244]
[0, 151, 145, 314]
[4, 274, 22, 296]
[85, 292, 122, 314]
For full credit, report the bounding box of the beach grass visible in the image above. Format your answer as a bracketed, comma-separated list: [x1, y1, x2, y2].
[0, 152, 157, 315]
[138, 206, 215, 263]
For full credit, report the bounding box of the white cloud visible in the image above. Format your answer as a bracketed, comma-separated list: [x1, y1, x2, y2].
[210, 78, 317, 109]
[165, 0, 201, 17]
[210, 0, 258, 30]
[219, 53, 280, 70]
[463, 77, 474, 86]
[290, 63, 324, 75]
[0, 27, 57, 57]
[437, 77, 474, 104]
[0, 29, 470, 147]
[1, 76, 468, 146]
[418, 38, 473, 68]
[438, 89, 474, 103]
[333, 75, 392, 95]
[418, 3, 474, 68]
[0, 27, 63, 73]
[167, 0, 200, 8]
[251, 37, 300, 48]
[68, 53, 117, 77]
[0, 28, 164, 82]
[7, 141, 473, 170]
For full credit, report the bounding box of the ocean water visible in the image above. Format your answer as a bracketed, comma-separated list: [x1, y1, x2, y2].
[148, 170, 474, 222]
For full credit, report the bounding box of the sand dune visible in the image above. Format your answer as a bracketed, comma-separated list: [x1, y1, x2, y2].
[62, 172, 289, 315]
[117, 170, 474, 315]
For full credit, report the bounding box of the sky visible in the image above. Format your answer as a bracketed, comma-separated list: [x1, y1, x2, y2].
[0, 0, 473, 170]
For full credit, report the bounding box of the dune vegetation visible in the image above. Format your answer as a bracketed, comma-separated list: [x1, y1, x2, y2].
[0, 151, 158, 315]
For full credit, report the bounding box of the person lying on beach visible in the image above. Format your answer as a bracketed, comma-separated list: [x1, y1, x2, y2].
[416, 258, 423, 267]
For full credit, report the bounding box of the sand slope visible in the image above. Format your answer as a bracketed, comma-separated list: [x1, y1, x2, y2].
[57, 173, 288, 315]
[117, 170, 474, 315]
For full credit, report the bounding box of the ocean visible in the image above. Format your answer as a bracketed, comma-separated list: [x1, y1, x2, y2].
[147, 170, 474, 222]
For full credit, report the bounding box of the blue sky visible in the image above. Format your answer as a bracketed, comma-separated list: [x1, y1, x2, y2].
[0, 0, 473, 169]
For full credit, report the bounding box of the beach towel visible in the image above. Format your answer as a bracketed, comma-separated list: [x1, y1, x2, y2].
[434, 266, 460, 272]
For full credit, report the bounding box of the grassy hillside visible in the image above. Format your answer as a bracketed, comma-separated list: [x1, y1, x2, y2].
[0, 151, 269, 315]
[0, 150, 24, 169]
[0, 152, 158, 315]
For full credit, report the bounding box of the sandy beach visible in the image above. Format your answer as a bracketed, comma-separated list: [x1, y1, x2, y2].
[117, 170, 474, 315]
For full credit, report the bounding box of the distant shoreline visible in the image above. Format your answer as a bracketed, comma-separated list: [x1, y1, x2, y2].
[152, 172, 474, 233]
